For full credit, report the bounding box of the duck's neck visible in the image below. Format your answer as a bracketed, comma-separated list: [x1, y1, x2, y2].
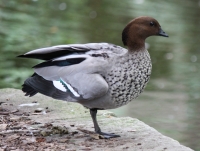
[127, 38, 145, 51]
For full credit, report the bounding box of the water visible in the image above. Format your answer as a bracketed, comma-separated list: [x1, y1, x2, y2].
[0, 0, 200, 150]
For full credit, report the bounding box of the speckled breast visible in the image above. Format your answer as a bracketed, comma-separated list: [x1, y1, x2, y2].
[106, 51, 152, 108]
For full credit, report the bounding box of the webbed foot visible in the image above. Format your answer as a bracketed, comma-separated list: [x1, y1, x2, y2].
[97, 131, 120, 139]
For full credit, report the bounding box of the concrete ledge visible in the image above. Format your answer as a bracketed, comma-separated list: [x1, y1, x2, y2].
[0, 88, 193, 151]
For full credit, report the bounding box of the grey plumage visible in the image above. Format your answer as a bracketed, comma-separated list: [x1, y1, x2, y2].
[19, 16, 168, 138]
[20, 43, 151, 109]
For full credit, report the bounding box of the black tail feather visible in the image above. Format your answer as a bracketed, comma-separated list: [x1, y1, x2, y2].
[22, 73, 68, 100]
[22, 84, 38, 97]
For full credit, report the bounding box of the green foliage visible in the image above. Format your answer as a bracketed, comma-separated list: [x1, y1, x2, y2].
[1, 0, 200, 95]
[0, 0, 131, 88]
[0, 0, 86, 88]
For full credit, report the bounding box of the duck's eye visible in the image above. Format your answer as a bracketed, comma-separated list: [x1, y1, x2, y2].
[150, 21, 155, 26]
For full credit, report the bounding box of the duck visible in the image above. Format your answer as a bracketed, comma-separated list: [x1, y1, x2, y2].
[18, 16, 168, 138]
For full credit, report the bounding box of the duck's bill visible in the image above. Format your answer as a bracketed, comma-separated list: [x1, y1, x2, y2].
[158, 28, 169, 37]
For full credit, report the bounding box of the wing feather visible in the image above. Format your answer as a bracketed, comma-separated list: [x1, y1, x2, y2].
[19, 42, 127, 101]
[33, 56, 109, 100]
[18, 43, 120, 60]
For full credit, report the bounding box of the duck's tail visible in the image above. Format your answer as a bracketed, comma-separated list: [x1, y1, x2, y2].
[22, 83, 38, 97]
[21, 73, 67, 100]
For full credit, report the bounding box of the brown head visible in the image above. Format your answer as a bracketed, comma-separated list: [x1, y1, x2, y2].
[122, 16, 168, 50]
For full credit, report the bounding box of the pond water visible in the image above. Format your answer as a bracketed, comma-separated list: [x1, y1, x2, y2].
[0, 0, 200, 150]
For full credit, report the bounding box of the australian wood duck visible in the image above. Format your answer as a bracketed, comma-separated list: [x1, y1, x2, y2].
[18, 16, 168, 138]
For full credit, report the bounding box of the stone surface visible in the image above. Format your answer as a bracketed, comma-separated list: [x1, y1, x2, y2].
[0, 88, 193, 151]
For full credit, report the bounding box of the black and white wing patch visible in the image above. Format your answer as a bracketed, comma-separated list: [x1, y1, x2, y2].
[53, 78, 80, 97]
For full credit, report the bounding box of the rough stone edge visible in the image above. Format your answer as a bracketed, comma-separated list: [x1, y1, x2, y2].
[0, 88, 194, 151]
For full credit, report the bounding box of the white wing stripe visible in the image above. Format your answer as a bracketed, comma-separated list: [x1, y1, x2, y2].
[60, 78, 80, 97]
[53, 54, 89, 61]
[53, 81, 67, 92]
[53, 79, 80, 97]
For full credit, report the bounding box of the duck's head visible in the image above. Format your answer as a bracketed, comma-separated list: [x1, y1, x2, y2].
[122, 16, 168, 50]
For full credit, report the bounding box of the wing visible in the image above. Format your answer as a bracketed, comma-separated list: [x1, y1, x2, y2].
[18, 43, 126, 60]
[20, 43, 127, 101]
[20, 43, 127, 100]
[23, 71, 109, 101]
[32, 55, 109, 101]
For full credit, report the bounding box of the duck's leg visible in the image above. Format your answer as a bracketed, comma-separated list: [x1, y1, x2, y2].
[90, 108, 120, 138]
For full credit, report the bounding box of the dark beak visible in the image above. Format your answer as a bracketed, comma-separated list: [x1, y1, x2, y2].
[158, 27, 169, 37]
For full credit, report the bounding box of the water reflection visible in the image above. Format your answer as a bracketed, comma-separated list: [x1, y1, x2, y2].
[0, 0, 200, 150]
